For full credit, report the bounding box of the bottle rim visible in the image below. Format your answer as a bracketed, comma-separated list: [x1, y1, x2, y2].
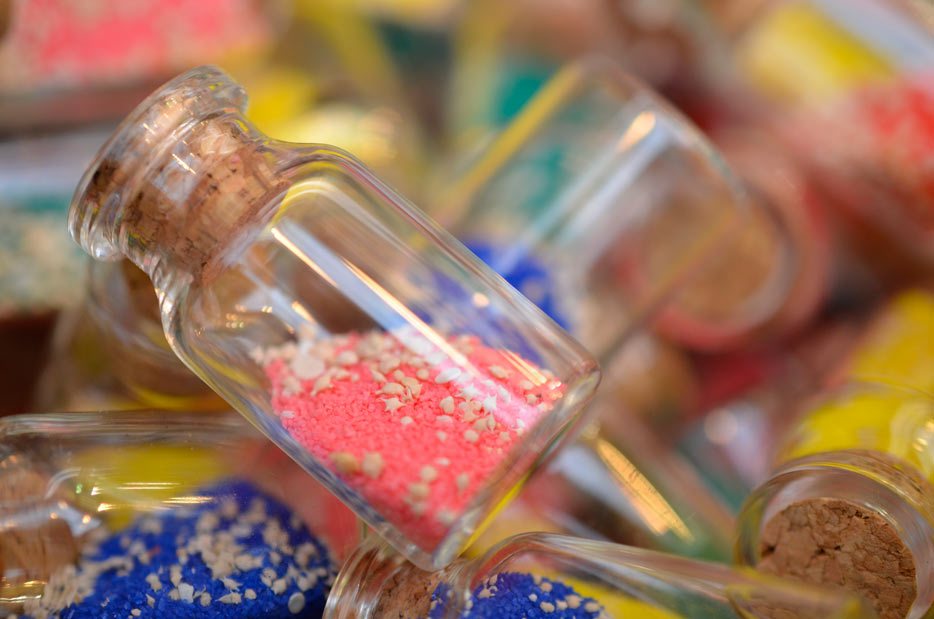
[67, 66, 247, 262]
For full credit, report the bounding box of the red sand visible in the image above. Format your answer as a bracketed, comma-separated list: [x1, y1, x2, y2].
[261, 329, 563, 550]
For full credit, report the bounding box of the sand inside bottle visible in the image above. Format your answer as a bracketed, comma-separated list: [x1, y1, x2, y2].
[259, 327, 564, 549]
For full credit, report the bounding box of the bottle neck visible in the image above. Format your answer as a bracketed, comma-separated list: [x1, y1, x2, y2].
[325, 538, 458, 619]
[736, 450, 934, 619]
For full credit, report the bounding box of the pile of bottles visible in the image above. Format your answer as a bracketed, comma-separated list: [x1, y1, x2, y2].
[0, 1, 932, 617]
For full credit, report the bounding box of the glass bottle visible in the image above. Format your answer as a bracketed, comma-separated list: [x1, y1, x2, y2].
[436, 58, 805, 356]
[325, 532, 875, 618]
[67, 66, 600, 570]
[735, 383, 934, 619]
[0, 408, 359, 617]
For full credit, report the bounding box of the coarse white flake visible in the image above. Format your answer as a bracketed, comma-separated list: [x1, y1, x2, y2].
[221, 577, 241, 591]
[540, 601, 555, 612]
[378, 356, 401, 373]
[436, 431, 447, 442]
[291, 355, 325, 380]
[520, 380, 535, 391]
[200, 592, 212, 607]
[409, 482, 430, 500]
[371, 368, 387, 383]
[379, 382, 405, 396]
[288, 592, 306, 614]
[556, 600, 568, 611]
[565, 594, 582, 609]
[482, 396, 497, 413]
[178, 583, 194, 603]
[540, 581, 552, 592]
[169, 565, 182, 587]
[456, 473, 469, 491]
[362, 452, 384, 478]
[416, 368, 429, 380]
[529, 593, 538, 602]
[219, 592, 242, 604]
[312, 373, 332, 394]
[488, 365, 509, 379]
[146, 573, 162, 591]
[146, 595, 155, 607]
[420, 465, 438, 483]
[584, 601, 601, 612]
[272, 578, 288, 595]
[435, 367, 461, 383]
[331, 452, 360, 474]
[464, 429, 479, 443]
[400, 416, 414, 425]
[439, 396, 455, 414]
[336, 350, 359, 365]
[436, 509, 456, 526]
[131, 610, 142, 617]
[244, 589, 257, 600]
[384, 397, 403, 412]
[437, 414, 453, 424]
[436, 457, 450, 466]
[459, 385, 480, 400]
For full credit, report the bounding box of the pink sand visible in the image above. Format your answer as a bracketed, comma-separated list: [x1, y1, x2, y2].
[262, 330, 563, 549]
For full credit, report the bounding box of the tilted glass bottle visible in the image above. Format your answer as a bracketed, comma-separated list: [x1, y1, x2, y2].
[67, 66, 600, 570]
[735, 383, 934, 619]
[325, 532, 875, 618]
[0, 409, 359, 617]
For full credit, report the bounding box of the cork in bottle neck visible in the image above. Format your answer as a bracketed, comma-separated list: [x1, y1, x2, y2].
[737, 450, 934, 619]
[325, 538, 455, 618]
[69, 66, 288, 283]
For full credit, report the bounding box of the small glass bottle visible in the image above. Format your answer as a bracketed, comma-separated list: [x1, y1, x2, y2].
[0, 408, 359, 617]
[68, 66, 600, 570]
[325, 532, 875, 618]
[735, 383, 934, 619]
[437, 58, 805, 356]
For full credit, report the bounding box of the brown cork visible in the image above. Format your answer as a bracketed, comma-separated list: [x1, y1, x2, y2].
[87, 120, 290, 283]
[757, 497, 916, 619]
[370, 563, 447, 618]
[0, 469, 79, 601]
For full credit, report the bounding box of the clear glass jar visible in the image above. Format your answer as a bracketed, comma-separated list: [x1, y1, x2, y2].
[0, 408, 360, 617]
[654, 126, 831, 350]
[735, 383, 934, 619]
[68, 66, 600, 570]
[436, 58, 805, 356]
[325, 532, 875, 618]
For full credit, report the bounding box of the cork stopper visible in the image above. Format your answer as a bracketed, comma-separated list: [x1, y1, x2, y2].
[69, 66, 289, 281]
[758, 498, 915, 619]
[739, 451, 934, 619]
[0, 468, 79, 611]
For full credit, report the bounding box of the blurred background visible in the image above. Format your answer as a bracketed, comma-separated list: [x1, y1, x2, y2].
[1, 0, 932, 564]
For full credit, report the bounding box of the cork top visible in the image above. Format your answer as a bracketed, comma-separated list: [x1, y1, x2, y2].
[68, 66, 288, 281]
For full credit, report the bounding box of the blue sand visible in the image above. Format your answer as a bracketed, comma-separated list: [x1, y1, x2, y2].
[465, 241, 568, 329]
[428, 572, 605, 618]
[35, 480, 335, 619]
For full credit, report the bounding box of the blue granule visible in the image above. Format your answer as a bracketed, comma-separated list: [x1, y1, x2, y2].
[427, 572, 607, 618]
[26, 480, 335, 618]
[465, 241, 569, 330]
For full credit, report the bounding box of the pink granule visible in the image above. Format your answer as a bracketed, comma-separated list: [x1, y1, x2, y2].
[260, 329, 563, 549]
